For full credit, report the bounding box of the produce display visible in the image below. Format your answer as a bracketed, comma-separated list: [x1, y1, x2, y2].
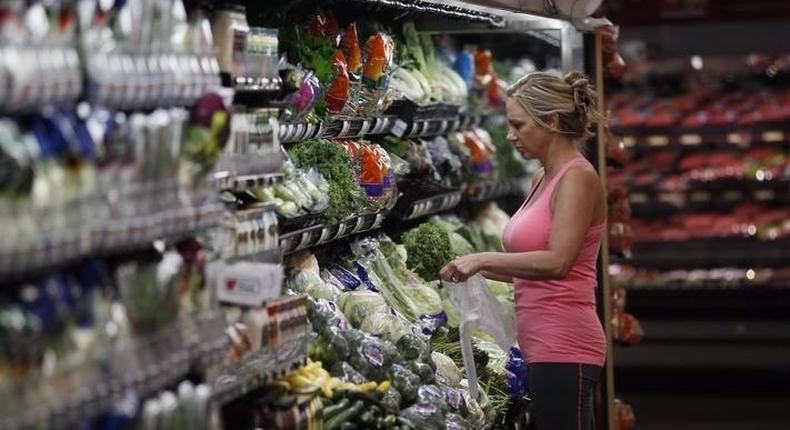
[277, 201, 528, 429]
[0, 0, 610, 428]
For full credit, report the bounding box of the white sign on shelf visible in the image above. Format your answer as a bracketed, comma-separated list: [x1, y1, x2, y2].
[209, 261, 283, 307]
[391, 119, 408, 137]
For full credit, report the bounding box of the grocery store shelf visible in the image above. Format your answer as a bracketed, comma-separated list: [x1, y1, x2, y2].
[212, 334, 308, 406]
[215, 171, 284, 191]
[614, 343, 790, 370]
[323, 0, 506, 27]
[278, 113, 491, 143]
[621, 285, 790, 319]
[394, 190, 465, 221]
[0, 201, 225, 282]
[466, 177, 525, 203]
[279, 211, 387, 255]
[630, 178, 790, 215]
[613, 122, 790, 149]
[3, 313, 229, 430]
[625, 237, 790, 269]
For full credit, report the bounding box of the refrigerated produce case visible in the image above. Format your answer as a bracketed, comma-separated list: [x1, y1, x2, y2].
[0, 0, 620, 428]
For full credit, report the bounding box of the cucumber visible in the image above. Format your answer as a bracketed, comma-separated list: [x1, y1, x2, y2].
[323, 398, 350, 421]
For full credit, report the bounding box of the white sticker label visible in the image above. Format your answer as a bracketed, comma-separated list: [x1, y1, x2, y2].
[391, 119, 408, 137]
[439, 119, 449, 134]
[212, 261, 283, 307]
[339, 120, 352, 137]
[356, 120, 371, 137]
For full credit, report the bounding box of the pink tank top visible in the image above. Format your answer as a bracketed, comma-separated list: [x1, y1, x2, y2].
[501, 156, 607, 366]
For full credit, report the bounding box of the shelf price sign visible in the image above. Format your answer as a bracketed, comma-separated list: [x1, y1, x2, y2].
[210, 261, 283, 307]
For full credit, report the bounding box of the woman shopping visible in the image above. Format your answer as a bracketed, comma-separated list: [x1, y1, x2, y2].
[440, 71, 607, 430]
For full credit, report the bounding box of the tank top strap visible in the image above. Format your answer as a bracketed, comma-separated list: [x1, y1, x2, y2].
[544, 156, 589, 192]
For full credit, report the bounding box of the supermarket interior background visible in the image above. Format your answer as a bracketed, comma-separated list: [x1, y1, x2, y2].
[0, 0, 788, 429]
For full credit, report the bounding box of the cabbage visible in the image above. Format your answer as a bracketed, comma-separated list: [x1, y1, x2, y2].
[432, 351, 462, 388]
[338, 290, 389, 327]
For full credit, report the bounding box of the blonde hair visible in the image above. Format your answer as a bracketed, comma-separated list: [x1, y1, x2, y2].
[506, 70, 606, 140]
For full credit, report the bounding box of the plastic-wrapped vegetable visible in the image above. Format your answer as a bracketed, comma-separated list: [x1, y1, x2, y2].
[325, 49, 350, 114]
[340, 24, 361, 79]
[338, 290, 389, 327]
[417, 385, 448, 412]
[399, 402, 446, 430]
[286, 69, 321, 119]
[327, 265, 361, 291]
[441, 387, 468, 417]
[352, 238, 444, 325]
[391, 364, 421, 406]
[346, 331, 400, 381]
[397, 334, 429, 362]
[474, 202, 511, 238]
[359, 312, 414, 343]
[307, 298, 350, 333]
[445, 413, 471, 430]
[381, 387, 402, 412]
[289, 269, 341, 300]
[459, 379, 486, 429]
[431, 351, 462, 388]
[330, 361, 367, 385]
[408, 360, 435, 384]
[308, 325, 350, 367]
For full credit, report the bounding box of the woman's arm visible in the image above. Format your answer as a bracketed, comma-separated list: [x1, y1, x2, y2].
[479, 270, 514, 283]
[441, 166, 603, 282]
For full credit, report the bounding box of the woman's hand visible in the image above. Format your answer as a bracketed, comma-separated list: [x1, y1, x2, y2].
[440, 253, 489, 283]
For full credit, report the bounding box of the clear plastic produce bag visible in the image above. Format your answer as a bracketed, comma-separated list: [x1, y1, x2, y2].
[444, 274, 515, 398]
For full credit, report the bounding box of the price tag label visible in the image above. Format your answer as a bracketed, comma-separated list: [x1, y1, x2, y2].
[391, 119, 408, 137]
[622, 136, 636, 147]
[754, 190, 775, 201]
[293, 123, 305, 141]
[726, 133, 743, 145]
[356, 120, 371, 137]
[336, 221, 348, 237]
[690, 191, 711, 202]
[762, 130, 784, 143]
[297, 230, 313, 250]
[283, 124, 297, 142]
[439, 119, 449, 134]
[680, 134, 701, 145]
[370, 117, 383, 134]
[212, 261, 283, 307]
[647, 135, 669, 146]
[339, 119, 352, 137]
[303, 123, 315, 138]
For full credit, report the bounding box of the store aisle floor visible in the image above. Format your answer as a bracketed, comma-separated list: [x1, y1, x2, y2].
[622, 392, 790, 430]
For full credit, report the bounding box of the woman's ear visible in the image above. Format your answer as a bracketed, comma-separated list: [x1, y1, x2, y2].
[546, 113, 560, 131]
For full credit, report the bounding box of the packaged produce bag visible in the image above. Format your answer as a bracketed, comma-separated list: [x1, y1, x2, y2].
[443, 274, 515, 398]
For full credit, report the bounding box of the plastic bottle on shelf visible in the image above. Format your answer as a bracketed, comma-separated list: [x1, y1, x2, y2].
[211, 3, 249, 85]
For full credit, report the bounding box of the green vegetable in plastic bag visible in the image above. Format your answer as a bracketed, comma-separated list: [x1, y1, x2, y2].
[397, 334, 429, 361]
[408, 360, 435, 384]
[391, 364, 421, 406]
[308, 326, 350, 367]
[445, 413, 471, 430]
[398, 402, 445, 430]
[381, 387, 402, 412]
[347, 332, 400, 381]
[417, 385, 448, 412]
[330, 362, 367, 385]
[359, 312, 413, 343]
[338, 290, 389, 327]
[431, 351, 462, 388]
